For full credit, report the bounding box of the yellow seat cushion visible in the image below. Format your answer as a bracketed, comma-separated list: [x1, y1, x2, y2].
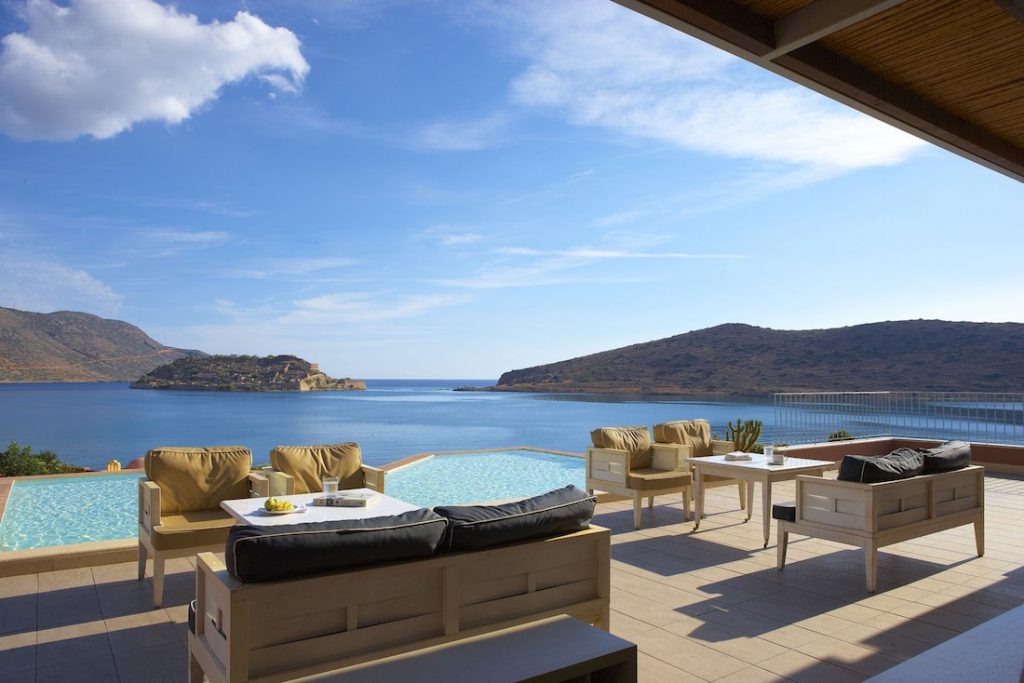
[145, 446, 252, 514]
[152, 509, 236, 551]
[653, 419, 713, 456]
[590, 426, 653, 469]
[628, 468, 692, 491]
[270, 442, 364, 494]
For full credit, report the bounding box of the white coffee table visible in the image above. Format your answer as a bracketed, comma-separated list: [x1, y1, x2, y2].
[692, 455, 838, 547]
[221, 488, 421, 526]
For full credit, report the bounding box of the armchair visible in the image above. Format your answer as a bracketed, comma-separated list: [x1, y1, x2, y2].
[585, 426, 693, 529]
[261, 442, 386, 495]
[138, 446, 254, 607]
[653, 419, 747, 512]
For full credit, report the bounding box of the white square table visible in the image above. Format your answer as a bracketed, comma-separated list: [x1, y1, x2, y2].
[221, 488, 421, 526]
[691, 455, 839, 547]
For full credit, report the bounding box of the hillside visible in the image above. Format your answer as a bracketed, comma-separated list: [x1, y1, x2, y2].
[0, 307, 201, 382]
[131, 354, 365, 392]
[493, 320, 1024, 395]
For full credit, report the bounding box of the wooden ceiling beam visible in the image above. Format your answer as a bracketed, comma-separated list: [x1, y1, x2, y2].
[614, 0, 1024, 183]
[763, 0, 906, 61]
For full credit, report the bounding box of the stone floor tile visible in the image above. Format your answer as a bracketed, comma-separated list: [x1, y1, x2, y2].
[105, 610, 179, 653]
[37, 567, 94, 592]
[35, 620, 111, 666]
[113, 641, 187, 682]
[35, 653, 118, 683]
[637, 653, 706, 683]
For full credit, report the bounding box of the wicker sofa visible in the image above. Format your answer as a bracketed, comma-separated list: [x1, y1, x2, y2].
[187, 487, 609, 683]
[775, 441, 984, 591]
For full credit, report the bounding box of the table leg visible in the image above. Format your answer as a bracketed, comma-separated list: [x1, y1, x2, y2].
[745, 479, 754, 522]
[693, 468, 704, 531]
[762, 479, 772, 548]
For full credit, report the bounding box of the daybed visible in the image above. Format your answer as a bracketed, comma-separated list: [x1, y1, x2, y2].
[250, 442, 386, 497]
[188, 486, 609, 683]
[775, 441, 984, 591]
[138, 446, 261, 608]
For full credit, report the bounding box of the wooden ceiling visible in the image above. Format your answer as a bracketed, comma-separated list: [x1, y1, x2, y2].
[615, 0, 1024, 182]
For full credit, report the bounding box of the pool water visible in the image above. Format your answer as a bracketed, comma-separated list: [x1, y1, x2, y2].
[0, 450, 585, 551]
[386, 449, 585, 507]
[0, 473, 143, 551]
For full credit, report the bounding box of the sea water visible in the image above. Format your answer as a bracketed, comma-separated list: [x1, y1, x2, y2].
[0, 381, 775, 470]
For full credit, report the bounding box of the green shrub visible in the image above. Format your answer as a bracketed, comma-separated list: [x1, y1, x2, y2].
[0, 442, 79, 477]
[828, 430, 854, 442]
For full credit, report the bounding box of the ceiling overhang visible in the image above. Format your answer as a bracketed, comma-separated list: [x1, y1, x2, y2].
[615, 0, 1024, 183]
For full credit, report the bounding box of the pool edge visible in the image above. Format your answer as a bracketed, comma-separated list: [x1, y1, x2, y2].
[382, 445, 583, 471]
[0, 537, 137, 578]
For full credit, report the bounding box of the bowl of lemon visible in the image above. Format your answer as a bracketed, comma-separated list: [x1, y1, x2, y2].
[263, 497, 302, 515]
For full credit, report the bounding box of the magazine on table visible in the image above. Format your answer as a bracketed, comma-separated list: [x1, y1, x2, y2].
[311, 491, 381, 507]
[723, 451, 753, 462]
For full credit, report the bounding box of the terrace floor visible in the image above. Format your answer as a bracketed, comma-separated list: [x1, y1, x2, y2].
[1, 473, 1022, 682]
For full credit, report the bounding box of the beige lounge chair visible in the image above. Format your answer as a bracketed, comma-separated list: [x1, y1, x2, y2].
[586, 426, 693, 529]
[264, 442, 386, 495]
[137, 446, 255, 608]
[653, 419, 747, 512]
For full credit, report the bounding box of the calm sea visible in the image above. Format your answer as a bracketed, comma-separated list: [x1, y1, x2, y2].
[0, 381, 775, 470]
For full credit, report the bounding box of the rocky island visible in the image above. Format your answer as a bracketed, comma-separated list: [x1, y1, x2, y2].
[130, 354, 365, 392]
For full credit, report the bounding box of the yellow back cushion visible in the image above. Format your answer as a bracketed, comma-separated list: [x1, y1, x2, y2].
[145, 446, 252, 514]
[590, 426, 652, 469]
[653, 419, 712, 456]
[270, 442, 364, 494]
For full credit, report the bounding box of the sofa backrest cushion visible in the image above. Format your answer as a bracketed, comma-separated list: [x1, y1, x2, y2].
[922, 440, 972, 473]
[590, 426, 652, 469]
[145, 446, 252, 514]
[433, 485, 597, 552]
[653, 419, 712, 456]
[838, 448, 925, 483]
[270, 442, 364, 494]
[225, 508, 447, 583]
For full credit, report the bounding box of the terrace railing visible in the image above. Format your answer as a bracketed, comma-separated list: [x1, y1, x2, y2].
[773, 391, 1024, 446]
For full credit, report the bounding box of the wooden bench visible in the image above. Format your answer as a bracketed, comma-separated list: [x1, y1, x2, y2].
[298, 615, 637, 682]
[777, 465, 984, 591]
[188, 526, 611, 683]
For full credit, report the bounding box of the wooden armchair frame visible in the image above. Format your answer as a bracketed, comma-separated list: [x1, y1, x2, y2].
[777, 465, 985, 591]
[586, 443, 693, 529]
[656, 439, 748, 511]
[252, 463, 387, 496]
[138, 472, 266, 608]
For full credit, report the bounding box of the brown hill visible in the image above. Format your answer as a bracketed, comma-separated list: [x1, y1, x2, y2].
[494, 320, 1024, 396]
[0, 307, 201, 382]
[131, 354, 365, 392]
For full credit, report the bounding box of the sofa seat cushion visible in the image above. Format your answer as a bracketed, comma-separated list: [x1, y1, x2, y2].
[434, 485, 596, 552]
[772, 503, 796, 522]
[923, 441, 972, 473]
[653, 419, 713, 457]
[838, 448, 925, 483]
[628, 468, 691, 491]
[145, 446, 252, 514]
[270, 442, 364, 494]
[590, 426, 653, 469]
[152, 509, 236, 551]
[226, 509, 447, 583]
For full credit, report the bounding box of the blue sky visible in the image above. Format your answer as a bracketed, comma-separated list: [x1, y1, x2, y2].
[1, 0, 1022, 379]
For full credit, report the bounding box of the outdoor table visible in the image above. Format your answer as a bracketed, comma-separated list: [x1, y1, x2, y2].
[691, 455, 838, 547]
[221, 488, 421, 526]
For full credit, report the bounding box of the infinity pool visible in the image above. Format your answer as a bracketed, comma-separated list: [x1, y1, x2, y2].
[0, 450, 585, 551]
[386, 449, 585, 507]
[0, 473, 143, 551]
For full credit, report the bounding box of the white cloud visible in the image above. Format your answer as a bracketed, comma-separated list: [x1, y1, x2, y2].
[0, 253, 122, 315]
[435, 244, 742, 289]
[417, 225, 484, 247]
[484, 0, 924, 179]
[414, 112, 510, 151]
[286, 292, 464, 324]
[0, 0, 309, 141]
[146, 229, 231, 245]
[221, 257, 360, 280]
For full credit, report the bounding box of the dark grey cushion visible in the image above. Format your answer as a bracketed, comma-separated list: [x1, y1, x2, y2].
[433, 485, 596, 552]
[922, 440, 971, 473]
[188, 599, 196, 634]
[225, 509, 447, 583]
[838, 448, 925, 483]
[772, 503, 796, 522]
